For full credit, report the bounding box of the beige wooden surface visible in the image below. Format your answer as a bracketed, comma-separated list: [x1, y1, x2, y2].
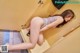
[44, 26, 80, 53]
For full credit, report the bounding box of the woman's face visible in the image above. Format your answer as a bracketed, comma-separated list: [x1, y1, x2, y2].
[64, 14, 73, 22]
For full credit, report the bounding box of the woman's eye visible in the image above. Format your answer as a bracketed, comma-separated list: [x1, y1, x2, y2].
[67, 15, 71, 17]
[68, 16, 70, 17]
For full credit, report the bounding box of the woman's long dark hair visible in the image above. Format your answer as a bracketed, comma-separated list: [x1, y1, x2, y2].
[53, 9, 75, 27]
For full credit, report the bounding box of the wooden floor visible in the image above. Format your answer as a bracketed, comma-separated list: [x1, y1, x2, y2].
[0, 31, 28, 53]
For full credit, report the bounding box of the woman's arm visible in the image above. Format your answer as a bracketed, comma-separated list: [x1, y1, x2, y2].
[40, 26, 49, 32]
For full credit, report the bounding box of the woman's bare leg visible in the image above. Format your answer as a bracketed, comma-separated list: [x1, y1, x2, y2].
[29, 17, 43, 48]
[7, 17, 44, 50]
[27, 26, 44, 46]
[26, 28, 44, 46]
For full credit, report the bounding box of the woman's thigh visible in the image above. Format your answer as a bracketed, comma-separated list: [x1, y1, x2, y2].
[29, 17, 44, 45]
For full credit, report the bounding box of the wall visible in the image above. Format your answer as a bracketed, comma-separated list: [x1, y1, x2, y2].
[0, 0, 57, 30]
[0, 0, 39, 30]
[44, 26, 80, 53]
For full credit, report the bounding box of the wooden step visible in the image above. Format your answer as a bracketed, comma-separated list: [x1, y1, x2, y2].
[20, 29, 50, 53]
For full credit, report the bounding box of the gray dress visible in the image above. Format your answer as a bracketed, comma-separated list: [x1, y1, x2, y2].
[41, 16, 58, 28]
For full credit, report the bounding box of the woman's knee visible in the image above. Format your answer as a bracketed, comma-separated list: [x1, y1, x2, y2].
[37, 41, 43, 46]
[37, 34, 44, 46]
[30, 43, 36, 49]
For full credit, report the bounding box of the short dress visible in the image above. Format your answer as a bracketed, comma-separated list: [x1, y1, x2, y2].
[41, 16, 58, 28]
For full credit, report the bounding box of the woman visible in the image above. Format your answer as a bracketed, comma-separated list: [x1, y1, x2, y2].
[0, 9, 75, 51]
